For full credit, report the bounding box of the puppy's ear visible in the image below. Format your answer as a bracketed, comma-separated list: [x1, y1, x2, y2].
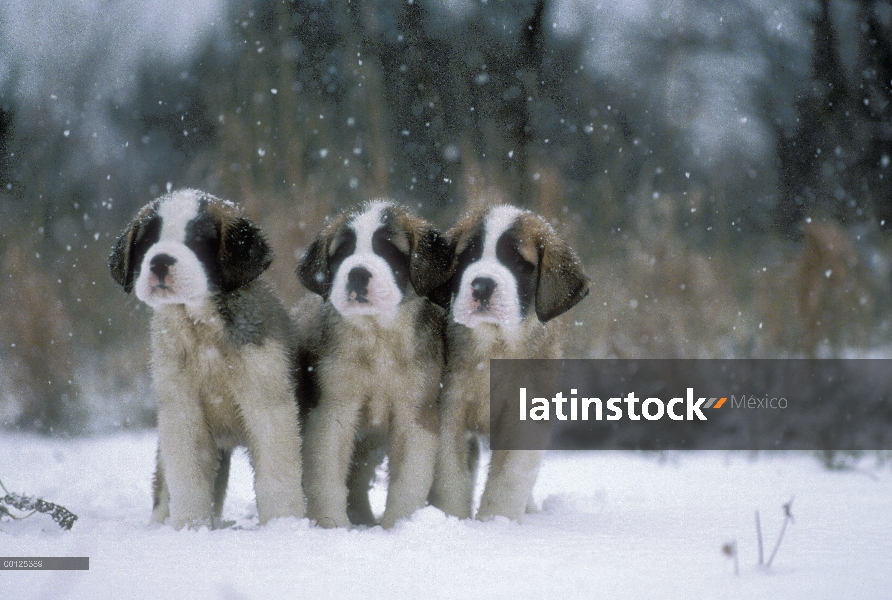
[535, 228, 590, 323]
[108, 220, 139, 293]
[426, 211, 482, 310]
[297, 236, 331, 298]
[409, 226, 454, 298]
[218, 217, 272, 292]
[109, 203, 159, 293]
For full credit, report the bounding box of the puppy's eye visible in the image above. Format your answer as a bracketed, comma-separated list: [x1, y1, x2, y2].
[331, 242, 351, 265]
[195, 223, 217, 242]
[131, 214, 162, 267]
[330, 228, 357, 267]
[496, 232, 535, 276]
[454, 231, 483, 277]
[186, 214, 219, 246]
[375, 236, 403, 260]
[372, 228, 409, 278]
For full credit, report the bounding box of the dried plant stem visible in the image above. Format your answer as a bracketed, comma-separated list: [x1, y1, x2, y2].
[732, 543, 739, 576]
[755, 510, 764, 565]
[766, 498, 795, 568]
[0, 478, 79, 530]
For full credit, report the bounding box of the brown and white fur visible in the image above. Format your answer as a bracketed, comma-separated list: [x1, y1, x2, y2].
[109, 189, 304, 529]
[296, 200, 451, 529]
[429, 205, 589, 521]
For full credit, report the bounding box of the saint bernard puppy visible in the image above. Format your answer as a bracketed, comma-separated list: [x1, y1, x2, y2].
[108, 189, 305, 529]
[296, 200, 451, 529]
[429, 204, 589, 521]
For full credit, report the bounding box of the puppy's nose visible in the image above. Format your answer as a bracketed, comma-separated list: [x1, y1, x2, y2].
[346, 266, 372, 302]
[471, 277, 497, 306]
[150, 254, 177, 284]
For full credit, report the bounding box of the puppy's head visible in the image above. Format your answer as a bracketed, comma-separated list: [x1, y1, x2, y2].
[298, 200, 451, 321]
[108, 189, 271, 308]
[443, 205, 589, 333]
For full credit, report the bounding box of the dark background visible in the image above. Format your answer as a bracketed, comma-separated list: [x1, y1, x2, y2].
[1, 0, 891, 434]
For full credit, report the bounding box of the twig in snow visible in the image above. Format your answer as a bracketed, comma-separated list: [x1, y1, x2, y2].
[722, 541, 739, 576]
[766, 498, 794, 568]
[0, 478, 78, 531]
[755, 510, 764, 565]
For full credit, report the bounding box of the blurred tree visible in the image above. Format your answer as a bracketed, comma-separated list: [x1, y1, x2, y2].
[1, 0, 891, 432]
[775, 0, 892, 234]
[855, 0, 892, 225]
[0, 108, 10, 187]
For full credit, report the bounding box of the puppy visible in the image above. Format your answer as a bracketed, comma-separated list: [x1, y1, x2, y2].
[430, 204, 589, 521]
[296, 200, 451, 529]
[108, 189, 305, 529]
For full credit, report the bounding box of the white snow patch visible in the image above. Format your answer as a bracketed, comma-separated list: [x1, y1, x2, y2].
[1, 433, 890, 598]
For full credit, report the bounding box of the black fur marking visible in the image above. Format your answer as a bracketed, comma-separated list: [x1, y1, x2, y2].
[328, 227, 357, 289]
[449, 228, 483, 303]
[409, 227, 453, 298]
[184, 206, 223, 290]
[372, 226, 410, 291]
[123, 212, 162, 293]
[218, 217, 272, 293]
[496, 224, 537, 317]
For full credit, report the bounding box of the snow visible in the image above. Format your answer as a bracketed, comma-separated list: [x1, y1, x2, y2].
[2, 432, 891, 598]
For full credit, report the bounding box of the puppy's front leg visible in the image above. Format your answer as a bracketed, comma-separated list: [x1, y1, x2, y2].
[476, 449, 544, 521]
[380, 400, 438, 529]
[303, 399, 361, 528]
[240, 400, 305, 524]
[235, 344, 305, 524]
[430, 400, 476, 519]
[156, 386, 217, 529]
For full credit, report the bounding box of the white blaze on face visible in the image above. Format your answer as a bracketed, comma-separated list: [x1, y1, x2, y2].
[329, 201, 404, 323]
[452, 205, 525, 334]
[134, 190, 211, 309]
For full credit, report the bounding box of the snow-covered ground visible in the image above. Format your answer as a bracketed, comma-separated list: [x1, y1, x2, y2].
[1, 431, 890, 599]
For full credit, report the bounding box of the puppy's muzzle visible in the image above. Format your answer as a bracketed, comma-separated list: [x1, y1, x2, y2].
[471, 277, 497, 310]
[150, 253, 177, 289]
[346, 266, 372, 303]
